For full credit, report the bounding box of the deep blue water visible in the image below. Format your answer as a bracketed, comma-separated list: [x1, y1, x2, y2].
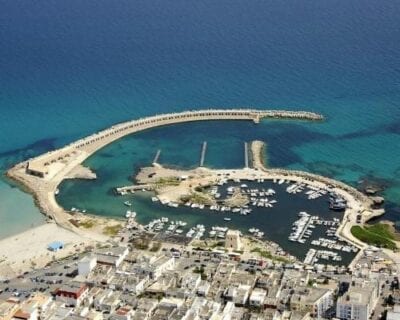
[1, 0, 400, 239]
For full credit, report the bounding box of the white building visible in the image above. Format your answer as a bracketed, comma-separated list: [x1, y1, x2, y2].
[78, 255, 97, 276]
[249, 288, 267, 307]
[387, 305, 400, 320]
[95, 247, 129, 268]
[290, 287, 334, 320]
[336, 284, 378, 320]
[234, 284, 252, 306]
[197, 281, 211, 297]
[132, 254, 175, 279]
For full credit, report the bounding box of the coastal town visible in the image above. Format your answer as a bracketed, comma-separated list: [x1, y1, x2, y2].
[0, 223, 399, 320]
[1, 110, 399, 320]
[2, 0, 400, 316]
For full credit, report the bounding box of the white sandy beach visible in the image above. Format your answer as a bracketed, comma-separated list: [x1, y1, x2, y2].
[0, 223, 96, 279]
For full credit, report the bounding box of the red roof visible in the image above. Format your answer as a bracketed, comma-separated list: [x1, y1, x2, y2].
[56, 283, 87, 299]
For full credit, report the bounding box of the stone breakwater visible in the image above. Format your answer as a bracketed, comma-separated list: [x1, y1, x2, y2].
[7, 109, 323, 233]
[16, 109, 323, 174]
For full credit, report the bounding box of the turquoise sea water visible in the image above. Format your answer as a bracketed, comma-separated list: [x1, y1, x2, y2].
[1, 0, 400, 239]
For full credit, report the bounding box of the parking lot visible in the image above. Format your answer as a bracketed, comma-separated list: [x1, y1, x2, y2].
[0, 254, 82, 301]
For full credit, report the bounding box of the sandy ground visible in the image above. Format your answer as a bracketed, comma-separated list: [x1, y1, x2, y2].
[71, 213, 126, 238]
[0, 223, 97, 279]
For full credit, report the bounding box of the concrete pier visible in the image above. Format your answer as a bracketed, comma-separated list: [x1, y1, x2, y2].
[199, 142, 207, 167]
[153, 149, 161, 164]
[244, 142, 249, 168]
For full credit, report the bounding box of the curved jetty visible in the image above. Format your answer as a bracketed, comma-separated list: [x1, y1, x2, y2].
[7, 108, 322, 233]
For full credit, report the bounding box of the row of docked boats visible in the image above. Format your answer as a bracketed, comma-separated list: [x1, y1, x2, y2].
[143, 215, 266, 240]
[304, 248, 317, 265]
[144, 217, 169, 232]
[226, 185, 277, 210]
[250, 198, 276, 208]
[286, 183, 305, 194]
[314, 218, 340, 227]
[277, 178, 348, 211]
[329, 194, 347, 211]
[209, 226, 229, 239]
[240, 187, 276, 197]
[304, 248, 343, 264]
[166, 220, 187, 234]
[144, 217, 187, 234]
[186, 224, 206, 239]
[248, 228, 265, 238]
[306, 189, 327, 200]
[289, 213, 344, 245]
[311, 238, 358, 253]
[118, 189, 135, 196]
[289, 212, 316, 243]
[185, 202, 205, 209]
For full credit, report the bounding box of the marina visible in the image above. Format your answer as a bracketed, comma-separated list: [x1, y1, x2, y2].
[111, 178, 357, 265]
[149, 177, 348, 222]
